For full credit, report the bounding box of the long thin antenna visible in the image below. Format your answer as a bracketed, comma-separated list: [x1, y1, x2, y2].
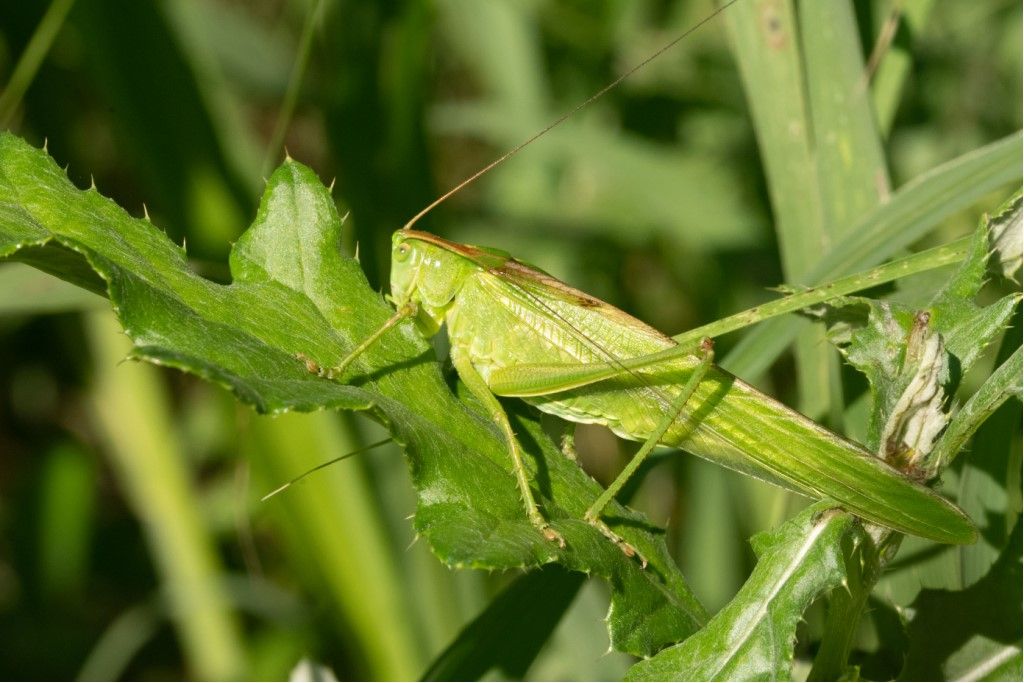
[260, 437, 393, 501]
[402, 0, 741, 231]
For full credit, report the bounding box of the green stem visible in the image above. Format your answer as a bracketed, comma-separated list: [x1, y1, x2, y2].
[808, 529, 898, 681]
[0, 0, 77, 126]
[261, 0, 326, 176]
[870, 0, 936, 137]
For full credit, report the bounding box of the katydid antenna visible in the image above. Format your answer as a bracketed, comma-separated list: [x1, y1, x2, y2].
[402, 0, 741, 232]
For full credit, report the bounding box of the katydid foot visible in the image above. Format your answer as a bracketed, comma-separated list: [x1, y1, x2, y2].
[296, 352, 326, 376]
[520, 502, 565, 547]
[585, 511, 648, 568]
[540, 523, 566, 548]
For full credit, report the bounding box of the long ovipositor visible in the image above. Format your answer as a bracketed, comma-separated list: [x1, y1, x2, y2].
[385, 228, 977, 546]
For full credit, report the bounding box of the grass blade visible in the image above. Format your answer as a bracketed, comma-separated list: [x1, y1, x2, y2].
[421, 566, 584, 681]
[0, 0, 75, 126]
[85, 311, 245, 679]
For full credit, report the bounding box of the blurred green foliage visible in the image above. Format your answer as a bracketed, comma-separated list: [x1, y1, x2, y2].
[0, 0, 1020, 680]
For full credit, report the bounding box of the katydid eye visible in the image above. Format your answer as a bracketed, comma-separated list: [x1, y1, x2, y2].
[395, 242, 412, 261]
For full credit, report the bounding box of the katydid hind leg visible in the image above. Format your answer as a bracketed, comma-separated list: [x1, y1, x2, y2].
[450, 344, 566, 548]
[584, 339, 716, 563]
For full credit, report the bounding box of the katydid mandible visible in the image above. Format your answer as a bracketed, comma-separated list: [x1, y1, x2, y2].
[312, 228, 976, 557]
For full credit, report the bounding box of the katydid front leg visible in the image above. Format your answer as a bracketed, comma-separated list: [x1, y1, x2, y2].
[449, 343, 566, 548]
[295, 303, 417, 379]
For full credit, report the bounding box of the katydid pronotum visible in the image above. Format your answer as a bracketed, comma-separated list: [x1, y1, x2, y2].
[297, 2, 976, 562]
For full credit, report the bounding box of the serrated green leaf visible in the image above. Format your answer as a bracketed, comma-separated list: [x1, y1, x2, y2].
[626, 504, 858, 682]
[899, 522, 1022, 682]
[0, 131, 707, 657]
[820, 297, 925, 452]
[930, 209, 1021, 375]
[809, 208, 1022, 678]
[932, 347, 1023, 470]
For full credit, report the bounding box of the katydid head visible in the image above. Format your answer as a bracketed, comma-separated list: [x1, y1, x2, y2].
[325, 229, 479, 376]
[389, 229, 488, 336]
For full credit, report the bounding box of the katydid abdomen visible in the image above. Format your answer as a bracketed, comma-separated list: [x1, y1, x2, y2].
[441, 258, 975, 545]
